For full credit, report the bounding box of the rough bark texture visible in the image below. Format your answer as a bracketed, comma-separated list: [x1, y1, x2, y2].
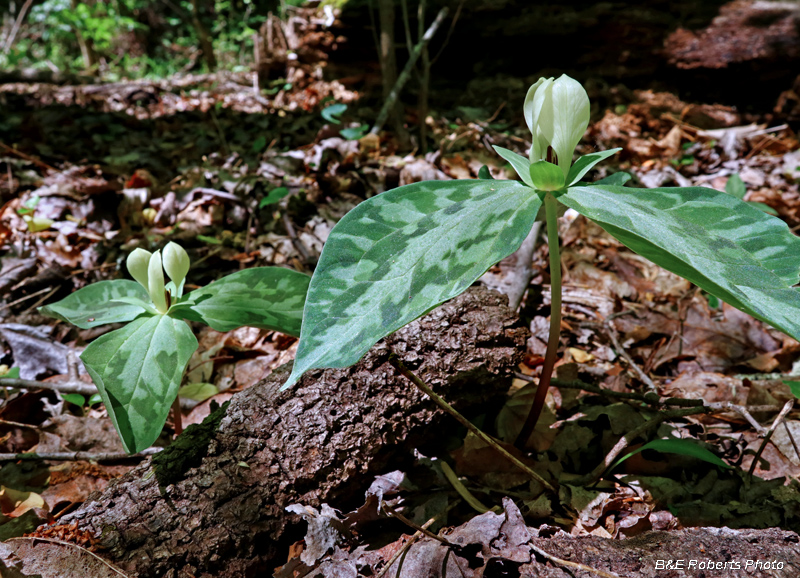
[56, 287, 528, 578]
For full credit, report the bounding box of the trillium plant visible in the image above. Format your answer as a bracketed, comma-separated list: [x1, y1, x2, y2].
[285, 74, 800, 448]
[40, 242, 309, 452]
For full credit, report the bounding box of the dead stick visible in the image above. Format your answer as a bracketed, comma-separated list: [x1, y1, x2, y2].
[388, 354, 556, 493]
[571, 407, 707, 486]
[370, 7, 448, 135]
[0, 448, 161, 462]
[748, 399, 794, 479]
[506, 222, 542, 311]
[0, 377, 97, 396]
[529, 543, 621, 578]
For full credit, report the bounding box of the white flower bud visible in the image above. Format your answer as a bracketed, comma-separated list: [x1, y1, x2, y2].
[148, 250, 168, 314]
[523, 74, 590, 178]
[163, 242, 190, 290]
[127, 248, 152, 291]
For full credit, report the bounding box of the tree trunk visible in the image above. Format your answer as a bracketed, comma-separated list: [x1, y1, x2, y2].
[190, 0, 217, 71]
[56, 287, 528, 578]
[377, 0, 408, 143]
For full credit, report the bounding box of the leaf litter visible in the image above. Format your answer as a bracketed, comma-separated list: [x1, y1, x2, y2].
[1, 4, 800, 575]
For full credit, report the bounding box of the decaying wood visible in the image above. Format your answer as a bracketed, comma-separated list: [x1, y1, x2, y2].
[54, 287, 528, 578]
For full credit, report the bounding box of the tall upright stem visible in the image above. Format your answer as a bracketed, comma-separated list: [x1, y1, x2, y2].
[515, 192, 562, 449]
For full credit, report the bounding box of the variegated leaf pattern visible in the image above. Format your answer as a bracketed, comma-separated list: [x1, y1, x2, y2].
[561, 184, 800, 342]
[171, 267, 309, 336]
[285, 179, 541, 388]
[39, 280, 151, 329]
[81, 315, 198, 453]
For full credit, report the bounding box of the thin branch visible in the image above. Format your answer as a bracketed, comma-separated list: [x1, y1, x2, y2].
[0, 447, 161, 462]
[748, 399, 794, 479]
[0, 377, 97, 396]
[571, 408, 707, 486]
[382, 502, 452, 546]
[516, 374, 786, 427]
[375, 502, 456, 578]
[529, 543, 622, 578]
[601, 318, 658, 391]
[2, 0, 35, 54]
[388, 354, 556, 493]
[506, 222, 542, 311]
[371, 7, 448, 136]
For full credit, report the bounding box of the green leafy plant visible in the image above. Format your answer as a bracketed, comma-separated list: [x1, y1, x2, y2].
[283, 73, 800, 463]
[40, 242, 309, 453]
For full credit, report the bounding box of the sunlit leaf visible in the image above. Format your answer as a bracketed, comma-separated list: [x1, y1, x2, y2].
[566, 148, 621, 186]
[171, 267, 309, 336]
[40, 280, 152, 329]
[81, 315, 197, 453]
[285, 179, 541, 388]
[612, 438, 731, 472]
[492, 146, 534, 188]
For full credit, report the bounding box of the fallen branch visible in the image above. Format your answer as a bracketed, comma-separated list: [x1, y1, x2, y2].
[55, 287, 528, 577]
[0, 448, 161, 462]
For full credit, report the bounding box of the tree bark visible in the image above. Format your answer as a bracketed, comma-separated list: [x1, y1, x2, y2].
[56, 287, 528, 578]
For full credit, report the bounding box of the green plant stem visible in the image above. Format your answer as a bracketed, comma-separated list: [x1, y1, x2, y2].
[515, 192, 562, 449]
[388, 354, 556, 493]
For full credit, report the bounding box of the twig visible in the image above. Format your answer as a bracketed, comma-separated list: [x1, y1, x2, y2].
[601, 318, 658, 391]
[506, 222, 542, 311]
[748, 399, 794, 479]
[529, 542, 621, 578]
[7, 537, 131, 577]
[2, 0, 35, 54]
[571, 407, 707, 486]
[0, 141, 56, 172]
[374, 502, 456, 578]
[0, 377, 97, 396]
[517, 374, 786, 428]
[370, 7, 448, 135]
[0, 447, 161, 462]
[382, 502, 452, 546]
[388, 354, 556, 493]
[281, 212, 312, 266]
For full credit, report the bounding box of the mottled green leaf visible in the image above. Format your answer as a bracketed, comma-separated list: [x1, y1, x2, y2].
[566, 148, 621, 186]
[171, 267, 309, 336]
[492, 146, 534, 188]
[612, 438, 731, 472]
[39, 280, 151, 329]
[81, 315, 197, 453]
[561, 184, 800, 343]
[285, 179, 541, 388]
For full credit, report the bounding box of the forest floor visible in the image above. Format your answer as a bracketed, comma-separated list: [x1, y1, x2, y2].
[2, 5, 800, 577]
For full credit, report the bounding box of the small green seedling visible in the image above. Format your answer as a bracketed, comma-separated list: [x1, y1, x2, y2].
[724, 173, 778, 215]
[284, 74, 800, 457]
[40, 242, 309, 452]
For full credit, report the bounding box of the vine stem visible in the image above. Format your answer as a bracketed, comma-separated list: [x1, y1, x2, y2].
[388, 354, 556, 493]
[515, 192, 562, 449]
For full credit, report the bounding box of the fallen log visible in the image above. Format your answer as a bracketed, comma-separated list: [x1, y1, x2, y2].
[52, 286, 528, 578]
